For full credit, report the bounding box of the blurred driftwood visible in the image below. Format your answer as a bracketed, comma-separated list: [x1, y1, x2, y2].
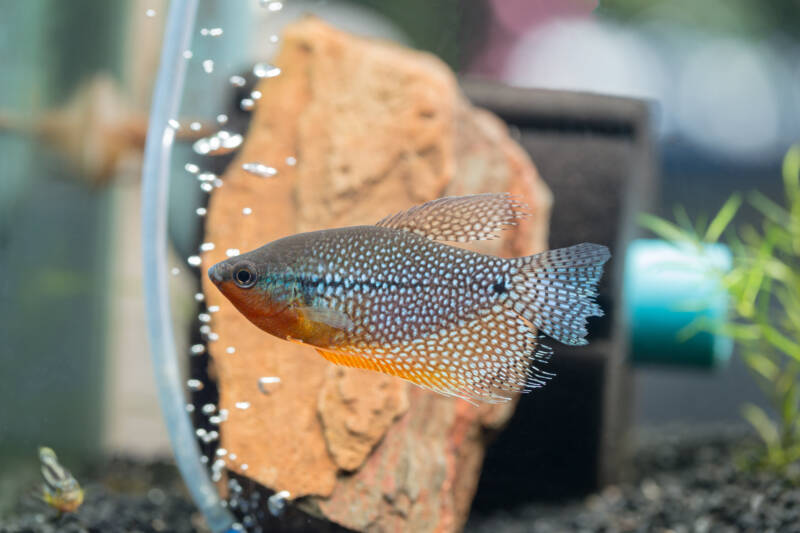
[0, 75, 213, 186]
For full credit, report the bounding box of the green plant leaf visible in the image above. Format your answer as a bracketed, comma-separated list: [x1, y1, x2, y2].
[749, 190, 791, 228]
[742, 403, 780, 449]
[762, 325, 800, 363]
[780, 375, 799, 438]
[674, 204, 694, 233]
[704, 193, 742, 243]
[742, 351, 779, 381]
[783, 144, 800, 204]
[639, 213, 695, 243]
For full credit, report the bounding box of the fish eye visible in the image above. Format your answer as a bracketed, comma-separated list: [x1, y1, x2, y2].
[233, 262, 257, 289]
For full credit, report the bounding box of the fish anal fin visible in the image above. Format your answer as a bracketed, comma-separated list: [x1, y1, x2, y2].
[314, 348, 451, 392]
[375, 193, 528, 242]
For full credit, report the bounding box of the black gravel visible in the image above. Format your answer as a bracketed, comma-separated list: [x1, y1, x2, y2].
[3, 428, 799, 533]
[467, 426, 800, 533]
[0, 457, 208, 533]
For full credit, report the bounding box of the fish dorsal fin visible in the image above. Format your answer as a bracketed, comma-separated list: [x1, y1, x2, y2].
[375, 193, 528, 242]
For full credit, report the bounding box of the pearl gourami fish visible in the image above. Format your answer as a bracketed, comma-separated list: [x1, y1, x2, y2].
[209, 193, 610, 403]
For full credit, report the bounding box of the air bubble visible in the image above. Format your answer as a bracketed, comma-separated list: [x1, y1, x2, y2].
[200, 183, 213, 193]
[194, 292, 205, 302]
[184, 163, 199, 174]
[242, 162, 277, 178]
[226, 249, 241, 257]
[188, 255, 202, 267]
[200, 242, 215, 251]
[216, 448, 228, 457]
[240, 98, 254, 111]
[202, 403, 216, 415]
[262, 1, 283, 12]
[186, 404, 195, 413]
[196, 207, 207, 217]
[168, 119, 180, 129]
[171, 267, 180, 276]
[201, 27, 223, 37]
[145, 8, 156, 17]
[193, 131, 243, 155]
[183, 50, 193, 59]
[190, 344, 205, 355]
[199, 325, 211, 335]
[198, 313, 211, 323]
[208, 332, 219, 341]
[202, 59, 214, 73]
[269, 35, 279, 44]
[209, 415, 222, 425]
[187, 379, 204, 391]
[241, 464, 249, 471]
[242, 207, 252, 215]
[229, 75, 246, 87]
[208, 305, 220, 313]
[226, 346, 236, 354]
[216, 114, 228, 124]
[235, 401, 251, 410]
[268, 491, 290, 516]
[286, 156, 297, 166]
[190, 121, 202, 131]
[258, 376, 281, 394]
[253, 63, 281, 79]
[251, 90, 262, 100]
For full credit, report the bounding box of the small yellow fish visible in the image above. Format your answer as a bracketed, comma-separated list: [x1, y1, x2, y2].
[209, 193, 610, 403]
[38, 446, 84, 513]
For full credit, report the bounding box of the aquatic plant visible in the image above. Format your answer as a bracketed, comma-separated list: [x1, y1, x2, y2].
[640, 144, 800, 478]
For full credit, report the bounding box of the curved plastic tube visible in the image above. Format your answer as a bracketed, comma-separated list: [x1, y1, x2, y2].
[141, 1, 236, 531]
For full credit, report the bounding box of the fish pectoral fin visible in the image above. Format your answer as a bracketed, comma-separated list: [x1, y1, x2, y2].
[298, 306, 354, 331]
[375, 193, 528, 242]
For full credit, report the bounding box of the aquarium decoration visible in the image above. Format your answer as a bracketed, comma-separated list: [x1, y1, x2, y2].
[641, 144, 800, 479]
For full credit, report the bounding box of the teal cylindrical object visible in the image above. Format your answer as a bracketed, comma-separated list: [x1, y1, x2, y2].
[624, 238, 733, 369]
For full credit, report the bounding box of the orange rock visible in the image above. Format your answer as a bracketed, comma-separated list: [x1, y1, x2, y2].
[201, 17, 551, 532]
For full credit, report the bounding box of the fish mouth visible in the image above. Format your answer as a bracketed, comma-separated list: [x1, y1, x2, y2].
[208, 261, 229, 284]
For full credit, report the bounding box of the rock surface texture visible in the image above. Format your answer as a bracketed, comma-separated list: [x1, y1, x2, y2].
[201, 18, 551, 533]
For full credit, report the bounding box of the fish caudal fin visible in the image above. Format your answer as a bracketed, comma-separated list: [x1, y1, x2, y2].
[507, 243, 610, 346]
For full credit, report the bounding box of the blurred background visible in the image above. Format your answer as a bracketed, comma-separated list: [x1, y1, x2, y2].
[1, 0, 798, 529]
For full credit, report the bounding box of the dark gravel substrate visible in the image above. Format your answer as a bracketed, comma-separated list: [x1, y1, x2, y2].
[0, 457, 208, 533]
[3, 427, 798, 532]
[467, 426, 800, 533]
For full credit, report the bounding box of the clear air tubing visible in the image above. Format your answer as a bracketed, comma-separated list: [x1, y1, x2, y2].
[141, 0, 236, 531]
